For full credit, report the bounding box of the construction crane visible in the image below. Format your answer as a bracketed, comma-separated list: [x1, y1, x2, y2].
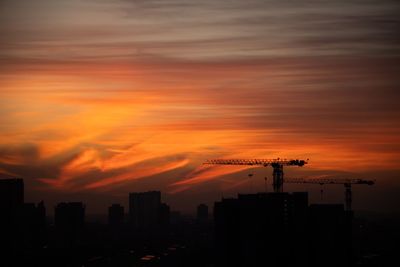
[285, 178, 375, 211]
[203, 158, 308, 193]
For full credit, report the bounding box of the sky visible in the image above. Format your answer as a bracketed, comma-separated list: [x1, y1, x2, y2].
[1, 0, 400, 214]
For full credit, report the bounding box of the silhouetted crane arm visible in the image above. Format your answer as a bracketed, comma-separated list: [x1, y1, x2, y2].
[203, 158, 309, 193]
[285, 178, 375, 211]
[284, 178, 374, 185]
[204, 158, 308, 167]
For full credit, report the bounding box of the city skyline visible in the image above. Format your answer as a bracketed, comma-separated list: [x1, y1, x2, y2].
[0, 177, 397, 266]
[1, 0, 400, 214]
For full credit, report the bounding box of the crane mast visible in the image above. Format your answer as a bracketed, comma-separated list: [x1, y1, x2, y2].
[204, 158, 308, 193]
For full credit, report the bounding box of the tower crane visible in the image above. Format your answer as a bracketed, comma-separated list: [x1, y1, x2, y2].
[284, 178, 375, 211]
[203, 158, 308, 193]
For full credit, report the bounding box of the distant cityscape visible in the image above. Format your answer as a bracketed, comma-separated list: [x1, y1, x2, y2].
[0, 178, 396, 267]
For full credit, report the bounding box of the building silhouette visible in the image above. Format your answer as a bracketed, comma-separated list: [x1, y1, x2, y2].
[214, 192, 355, 267]
[16, 201, 46, 248]
[308, 204, 352, 267]
[55, 202, 85, 246]
[0, 178, 24, 250]
[108, 203, 124, 226]
[0, 179, 47, 250]
[129, 191, 170, 229]
[55, 202, 85, 230]
[214, 192, 308, 267]
[197, 203, 209, 223]
[0, 178, 24, 209]
[159, 202, 170, 228]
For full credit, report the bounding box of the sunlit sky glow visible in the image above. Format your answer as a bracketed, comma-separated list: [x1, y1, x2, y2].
[1, 0, 399, 213]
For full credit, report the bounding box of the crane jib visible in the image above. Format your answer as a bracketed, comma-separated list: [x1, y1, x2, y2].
[204, 158, 308, 167]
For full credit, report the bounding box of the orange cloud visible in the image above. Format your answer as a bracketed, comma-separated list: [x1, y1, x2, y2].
[171, 165, 252, 187]
[84, 158, 190, 190]
[1, 55, 399, 194]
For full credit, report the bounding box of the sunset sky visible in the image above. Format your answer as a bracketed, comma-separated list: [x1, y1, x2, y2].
[1, 0, 400, 213]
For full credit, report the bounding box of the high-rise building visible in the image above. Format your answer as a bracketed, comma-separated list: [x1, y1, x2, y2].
[197, 203, 209, 223]
[214, 192, 309, 267]
[16, 202, 47, 247]
[55, 202, 85, 233]
[108, 203, 124, 226]
[129, 191, 170, 229]
[159, 203, 170, 227]
[0, 178, 24, 210]
[0, 178, 24, 249]
[129, 191, 160, 228]
[308, 204, 352, 267]
[54, 202, 85, 246]
[0, 179, 47, 249]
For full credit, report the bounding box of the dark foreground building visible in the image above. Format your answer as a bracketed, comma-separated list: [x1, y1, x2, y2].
[0, 179, 46, 250]
[197, 204, 209, 223]
[214, 192, 308, 267]
[15, 201, 46, 248]
[308, 204, 352, 267]
[129, 191, 170, 229]
[0, 178, 24, 208]
[214, 192, 352, 267]
[55, 202, 85, 246]
[108, 203, 124, 226]
[0, 178, 24, 249]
